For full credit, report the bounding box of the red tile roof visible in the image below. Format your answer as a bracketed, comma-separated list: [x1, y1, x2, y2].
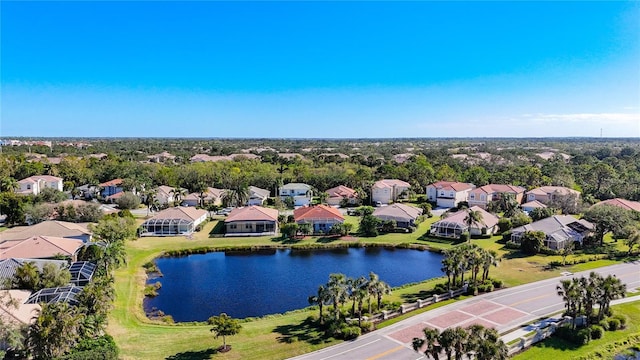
[225, 206, 279, 222]
[294, 205, 344, 222]
[0, 236, 83, 260]
[471, 184, 526, 195]
[99, 178, 123, 187]
[326, 185, 357, 199]
[593, 198, 640, 212]
[429, 181, 475, 192]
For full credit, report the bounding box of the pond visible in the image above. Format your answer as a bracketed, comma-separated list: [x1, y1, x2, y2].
[145, 247, 444, 322]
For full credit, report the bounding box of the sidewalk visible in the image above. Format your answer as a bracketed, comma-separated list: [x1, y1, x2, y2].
[501, 295, 640, 344]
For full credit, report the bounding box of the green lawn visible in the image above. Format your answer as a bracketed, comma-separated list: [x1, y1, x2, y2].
[107, 219, 635, 359]
[513, 301, 640, 360]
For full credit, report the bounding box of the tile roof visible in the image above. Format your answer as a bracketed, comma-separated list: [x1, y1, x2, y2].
[156, 185, 176, 198]
[512, 215, 594, 234]
[0, 290, 41, 325]
[225, 206, 279, 222]
[470, 184, 526, 195]
[184, 187, 226, 201]
[0, 236, 84, 260]
[593, 198, 640, 212]
[249, 186, 270, 199]
[373, 179, 411, 189]
[149, 207, 208, 222]
[428, 181, 475, 192]
[0, 221, 91, 241]
[521, 200, 548, 209]
[19, 175, 63, 183]
[294, 205, 344, 222]
[281, 183, 313, 191]
[99, 178, 123, 187]
[326, 185, 357, 199]
[433, 206, 499, 228]
[373, 203, 423, 221]
[528, 186, 580, 196]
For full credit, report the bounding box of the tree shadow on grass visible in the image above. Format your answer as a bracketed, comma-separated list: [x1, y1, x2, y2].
[208, 221, 225, 237]
[165, 348, 218, 360]
[401, 289, 436, 303]
[528, 336, 581, 352]
[272, 317, 333, 345]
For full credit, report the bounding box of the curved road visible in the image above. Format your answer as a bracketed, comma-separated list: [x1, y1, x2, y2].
[289, 261, 640, 360]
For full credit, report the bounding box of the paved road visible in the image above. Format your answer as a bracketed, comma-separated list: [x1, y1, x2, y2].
[290, 261, 640, 360]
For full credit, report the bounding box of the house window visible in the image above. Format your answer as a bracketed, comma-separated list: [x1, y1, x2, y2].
[481, 195, 485, 201]
[229, 224, 237, 229]
[245, 224, 252, 229]
[27, 185, 31, 190]
[449, 192, 454, 197]
[470, 194, 475, 200]
[440, 191, 445, 196]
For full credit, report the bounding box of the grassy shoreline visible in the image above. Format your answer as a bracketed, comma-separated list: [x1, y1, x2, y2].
[107, 219, 635, 359]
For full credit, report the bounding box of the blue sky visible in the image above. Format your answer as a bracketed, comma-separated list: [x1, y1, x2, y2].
[1, 1, 639, 138]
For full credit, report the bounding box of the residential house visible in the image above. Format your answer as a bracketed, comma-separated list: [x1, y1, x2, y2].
[426, 181, 475, 208]
[521, 200, 548, 213]
[0, 220, 92, 243]
[247, 186, 270, 206]
[510, 215, 594, 250]
[99, 178, 123, 198]
[525, 186, 580, 205]
[224, 206, 279, 236]
[0, 290, 41, 327]
[0, 258, 69, 287]
[182, 187, 226, 207]
[373, 203, 423, 229]
[325, 185, 358, 206]
[468, 184, 526, 209]
[0, 236, 84, 261]
[591, 198, 640, 213]
[430, 206, 499, 238]
[190, 153, 260, 162]
[155, 185, 176, 206]
[140, 207, 208, 236]
[280, 183, 313, 207]
[76, 184, 100, 200]
[294, 205, 344, 234]
[147, 151, 176, 163]
[16, 175, 64, 195]
[371, 179, 411, 205]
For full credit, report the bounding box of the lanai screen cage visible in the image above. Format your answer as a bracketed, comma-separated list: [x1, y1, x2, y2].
[69, 261, 97, 286]
[26, 286, 82, 306]
[430, 221, 468, 238]
[140, 218, 194, 236]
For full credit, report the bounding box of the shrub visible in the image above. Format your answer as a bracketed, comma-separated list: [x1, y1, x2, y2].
[598, 319, 610, 331]
[460, 232, 470, 242]
[491, 279, 503, 289]
[575, 328, 592, 345]
[497, 218, 512, 233]
[115, 192, 140, 210]
[520, 230, 545, 255]
[467, 285, 477, 295]
[359, 321, 374, 332]
[589, 325, 604, 339]
[612, 314, 627, 328]
[608, 318, 621, 331]
[501, 231, 512, 243]
[434, 283, 449, 294]
[340, 325, 361, 340]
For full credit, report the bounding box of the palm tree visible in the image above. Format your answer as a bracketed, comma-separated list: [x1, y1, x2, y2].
[28, 302, 84, 359]
[326, 273, 348, 320]
[468, 246, 483, 286]
[170, 188, 187, 207]
[308, 285, 329, 324]
[441, 255, 456, 291]
[1, 177, 19, 192]
[481, 249, 499, 282]
[464, 210, 483, 242]
[597, 274, 626, 320]
[412, 328, 441, 360]
[367, 272, 391, 311]
[439, 327, 468, 360]
[223, 184, 250, 208]
[318, 191, 329, 204]
[350, 276, 369, 326]
[557, 279, 581, 329]
[12, 261, 40, 290]
[143, 188, 158, 216]
[193, 182, 209, 208]
[208, 313, 242, 351]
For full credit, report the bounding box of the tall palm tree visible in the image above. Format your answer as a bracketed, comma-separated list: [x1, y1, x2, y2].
[412, 328, 441, 360]
[308, 285, 329, 325]
[597, 274, 626, 320]
[367, 272, 391, 311]
[439, 327, 468, 360]
[223, 184, 250, 208]
[193, 182, 209, 208]
[464, 210, 483, 242]
[326, 273, 348, 320]
[481, 249, 499, 282]
[0, 177, 19, 192]
[441, 255, 456, 291]
[468, 247, 483, 286]
[557, 279, 581, 329]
